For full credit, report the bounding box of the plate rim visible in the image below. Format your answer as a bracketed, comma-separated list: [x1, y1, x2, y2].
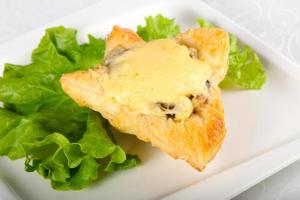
[0, 0, 300, 199]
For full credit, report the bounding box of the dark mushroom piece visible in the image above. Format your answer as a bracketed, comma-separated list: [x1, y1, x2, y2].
[188, 94, 194, 100]
[188, 47, 198, 59]
[191, 94, 209, 108]
[104, 46, 127, 66]
[166, 113, 176, 119]
[206, 80, 211, 89]
[157, 102, 175, 111]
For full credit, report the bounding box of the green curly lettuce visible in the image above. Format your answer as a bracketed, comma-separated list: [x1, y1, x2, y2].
[0, 26, 139, 190]
[137, 14, 180, 41]
[196, 18, 214, 28]
[196, 18, 266, 89]
[220, 34, 266, 89]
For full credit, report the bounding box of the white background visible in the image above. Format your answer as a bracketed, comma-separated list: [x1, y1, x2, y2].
[0, 0, 299, 199]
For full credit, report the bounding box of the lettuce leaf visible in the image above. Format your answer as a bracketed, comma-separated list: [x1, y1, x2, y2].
[137, 14, 180, 41]
[196, 18, 214, 28]
[220, 34, 266, 89]
[0, 108, 49, 159]
[0, 26, 139, 190]
[196, 18, 266, 89]
[23, 111, 136, 190]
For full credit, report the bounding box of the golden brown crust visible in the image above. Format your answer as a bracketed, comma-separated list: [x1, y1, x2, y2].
[60, 26, 229, 171]
[106, 87, 225, 171]
[176, 28, 230, 84]
[105, 25, 144, 57]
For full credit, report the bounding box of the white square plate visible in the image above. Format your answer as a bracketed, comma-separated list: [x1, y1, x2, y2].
[1, 0, 300, 199]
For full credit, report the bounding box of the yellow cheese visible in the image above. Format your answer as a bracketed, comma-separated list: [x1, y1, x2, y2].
[101, 39, 212, 120]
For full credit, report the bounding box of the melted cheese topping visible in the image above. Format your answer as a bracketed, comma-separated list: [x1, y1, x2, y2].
[101, 39, 212, 120]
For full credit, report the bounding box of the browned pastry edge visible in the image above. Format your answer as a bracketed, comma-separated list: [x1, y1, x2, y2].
[60, 26, 229, 171]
